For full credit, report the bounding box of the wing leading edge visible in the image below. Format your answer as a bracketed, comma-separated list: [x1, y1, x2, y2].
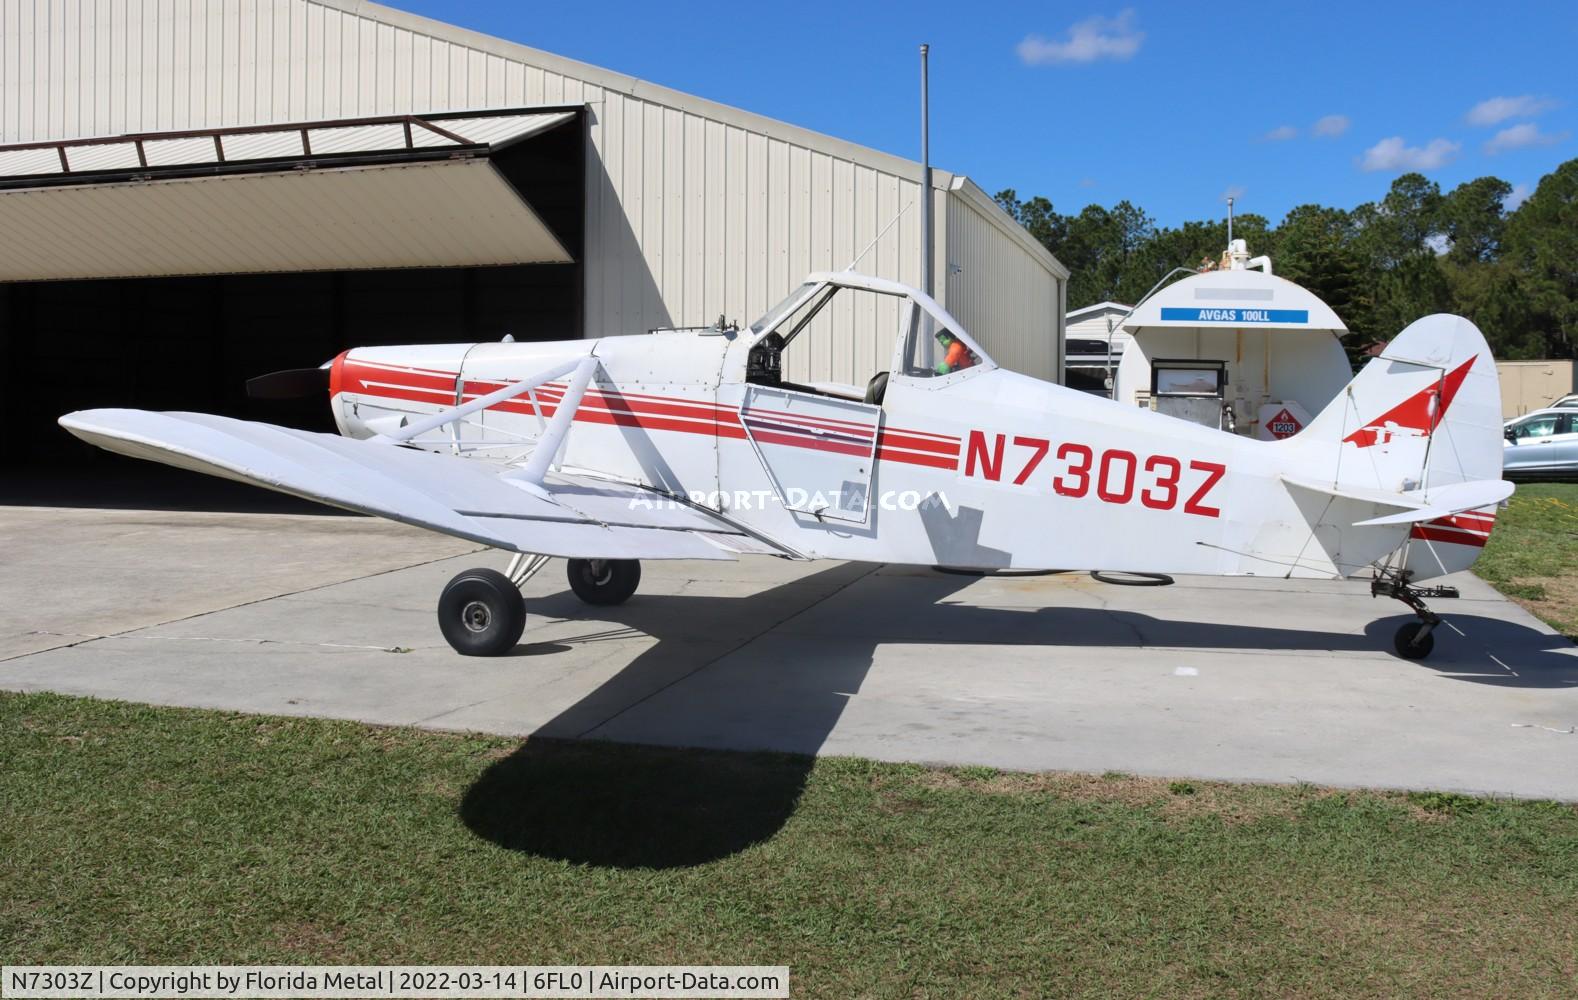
[59, 409, 789, 561]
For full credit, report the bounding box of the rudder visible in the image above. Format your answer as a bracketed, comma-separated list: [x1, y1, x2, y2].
[1291, 313, 1505, 578]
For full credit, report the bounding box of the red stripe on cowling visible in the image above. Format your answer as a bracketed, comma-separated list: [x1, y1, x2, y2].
[348, 385, 455, 409]
[342, 362, 456, 396]
[328, 351, 350, 398]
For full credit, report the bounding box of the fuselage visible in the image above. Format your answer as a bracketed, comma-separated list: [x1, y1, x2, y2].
[328, 325, 1433, 579]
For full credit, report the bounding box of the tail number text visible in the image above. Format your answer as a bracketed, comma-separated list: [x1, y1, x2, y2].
[963, 432, 1225, 518]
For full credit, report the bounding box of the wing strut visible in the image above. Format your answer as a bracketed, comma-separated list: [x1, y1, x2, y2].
[372, 356, 588, 446]
[512, 355, 600, 489]
[369, 353, 603, 498]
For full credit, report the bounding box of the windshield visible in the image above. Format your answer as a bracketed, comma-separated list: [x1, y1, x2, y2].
[748, 276, 995, 383]
[750, 283, 820, 335]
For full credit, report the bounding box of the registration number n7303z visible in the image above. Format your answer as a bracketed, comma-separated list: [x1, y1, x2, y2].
[960, 431, 1226, 518]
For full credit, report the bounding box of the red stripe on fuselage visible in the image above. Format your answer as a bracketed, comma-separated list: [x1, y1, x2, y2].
[876, 429, 960, 456]
[1410, 525, 1488, 548]
[1432, 512, 1495, 532]
[747, 430, 871, 458]
[876, 447, 957, 469]
[342, 364, 958, 467]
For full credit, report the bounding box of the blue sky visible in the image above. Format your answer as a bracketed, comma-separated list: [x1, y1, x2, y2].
[392, 0, 1575, 228]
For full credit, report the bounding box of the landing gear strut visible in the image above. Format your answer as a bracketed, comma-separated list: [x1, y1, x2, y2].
[435, 555, 643, 654]
[1371, 569, 1459, 660]
[567, 558, 642, 605]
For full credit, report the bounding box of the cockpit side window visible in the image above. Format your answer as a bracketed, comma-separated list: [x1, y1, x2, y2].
[901, 307, 985, 378]
[747, 279, 992, 398]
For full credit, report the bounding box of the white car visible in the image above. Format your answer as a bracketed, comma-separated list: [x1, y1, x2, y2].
[1551, 393, 1578, 409]
[1504, 407, 1578, 479]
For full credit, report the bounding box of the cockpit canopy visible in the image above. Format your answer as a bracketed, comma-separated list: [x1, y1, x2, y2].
[746, 272, 993, 400]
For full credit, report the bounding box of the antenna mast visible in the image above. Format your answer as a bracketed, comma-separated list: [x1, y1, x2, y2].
[919, 44, 933, 298]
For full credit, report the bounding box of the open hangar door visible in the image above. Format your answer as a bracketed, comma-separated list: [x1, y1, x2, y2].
[0, 108, 584, 503]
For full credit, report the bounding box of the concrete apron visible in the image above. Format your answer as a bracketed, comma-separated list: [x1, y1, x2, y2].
[3, 506, 1576, 800]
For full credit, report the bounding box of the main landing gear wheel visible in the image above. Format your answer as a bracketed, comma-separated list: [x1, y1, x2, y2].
[1393, 622, 1436, 660]
[437, 568, 526, 656]
[566, 558, 641, 605]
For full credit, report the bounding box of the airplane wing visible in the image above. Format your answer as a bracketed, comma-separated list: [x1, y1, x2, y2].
[59, 409, 792, 561]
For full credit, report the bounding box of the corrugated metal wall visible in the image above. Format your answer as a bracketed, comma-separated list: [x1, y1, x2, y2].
[944, 180, 1064, 380]
[1, 0, 1064, 380]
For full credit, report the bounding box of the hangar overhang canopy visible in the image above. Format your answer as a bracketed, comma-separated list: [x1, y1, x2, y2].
[0, 108, 580, 282]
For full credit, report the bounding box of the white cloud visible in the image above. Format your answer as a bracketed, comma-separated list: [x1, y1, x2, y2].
[1220, 185, 1246, 202]
[1359, 136, 1461, 172]
[1262, 124, 1298, 141]
[1018, 10, 1144, 65]
[1504, 182, 1533, 211]
[1484, 122, 1568, 154]
[1466, 95, 1559, 127]
[1424, 233, 1450, 256]
[1311, 114, 1350, 138]
[1078, 177, 1098, 188]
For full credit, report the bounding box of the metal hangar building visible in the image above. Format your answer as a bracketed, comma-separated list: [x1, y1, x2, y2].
[0, 0, 1068, 477]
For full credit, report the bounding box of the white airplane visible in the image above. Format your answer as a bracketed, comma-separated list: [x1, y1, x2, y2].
[61, 271, 1511, 660]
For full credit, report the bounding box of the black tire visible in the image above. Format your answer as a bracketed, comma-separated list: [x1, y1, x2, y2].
[566, 558, 641, 605]
[1090, 570, 1174, 586]
[1393, 622, 1435, 660]
[437, 568, 526, 656]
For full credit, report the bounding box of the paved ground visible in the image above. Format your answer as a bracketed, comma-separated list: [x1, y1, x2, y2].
[3, 506, 1576, 799]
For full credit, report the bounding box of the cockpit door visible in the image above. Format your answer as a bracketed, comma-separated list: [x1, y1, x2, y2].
[738, 385, 882, 523]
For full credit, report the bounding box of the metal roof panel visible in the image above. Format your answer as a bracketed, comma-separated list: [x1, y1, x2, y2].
[0, 158, 572, 281]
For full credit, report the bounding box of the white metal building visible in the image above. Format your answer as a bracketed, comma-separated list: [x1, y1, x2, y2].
[1062, 300, 1131, 395]
[1065, 301, 1134, 352]
[0, 0, 1067, 473]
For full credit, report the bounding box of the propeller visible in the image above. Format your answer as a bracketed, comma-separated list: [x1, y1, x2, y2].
[245, 365, 331, 400]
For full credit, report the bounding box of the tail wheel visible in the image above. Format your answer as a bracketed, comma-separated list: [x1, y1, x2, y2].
[566, 558, 641, 606]
[438, 568, 526, 656]
[1393, 622, 1435, 660]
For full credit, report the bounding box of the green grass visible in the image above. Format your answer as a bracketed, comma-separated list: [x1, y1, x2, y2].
[1476, 483, 1578, 637]
[3, 692, 1577, 998]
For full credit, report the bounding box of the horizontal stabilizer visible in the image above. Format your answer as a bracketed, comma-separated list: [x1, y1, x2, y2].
[1280, 475, 1426, 511]
[1353, 479, 1514, 527]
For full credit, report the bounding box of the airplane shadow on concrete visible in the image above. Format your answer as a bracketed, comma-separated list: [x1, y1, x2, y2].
[459, 561, 885, 870]
[460, 565, 1578, 870]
